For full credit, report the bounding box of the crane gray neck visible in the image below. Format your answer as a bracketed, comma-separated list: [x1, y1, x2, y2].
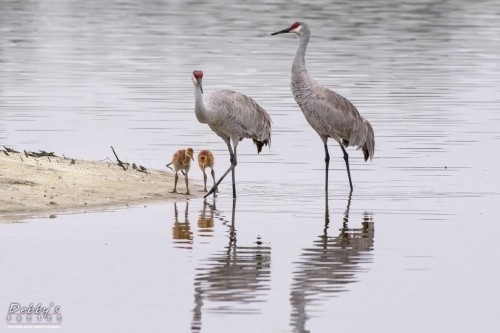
[293, 30, 310, 71]
[194, 84, 209, 123]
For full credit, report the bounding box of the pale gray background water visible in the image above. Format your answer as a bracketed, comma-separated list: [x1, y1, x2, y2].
[1, 0, 500, 332]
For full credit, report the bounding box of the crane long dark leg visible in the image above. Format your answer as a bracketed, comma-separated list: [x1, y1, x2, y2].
[231, 146, 237, 199]
[211, 168, 217, 193]
[204, 142, 236, 198]
[339, 143, 353, 191]
[324, 144, 330, 194]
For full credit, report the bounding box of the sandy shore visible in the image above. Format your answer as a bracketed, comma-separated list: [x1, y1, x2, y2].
[0, 152, 202, 221]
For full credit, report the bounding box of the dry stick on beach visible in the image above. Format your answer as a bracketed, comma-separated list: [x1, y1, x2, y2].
[3, 146, 19, 153]
[100, 157, 114, 163]
[137, 165, 149, 174]
[110, 146, 127, 171]
[2, 150, 9, 156]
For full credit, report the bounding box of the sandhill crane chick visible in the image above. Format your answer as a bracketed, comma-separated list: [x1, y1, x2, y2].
[198, 150, 217, 193]
[170, 148, 194, 195]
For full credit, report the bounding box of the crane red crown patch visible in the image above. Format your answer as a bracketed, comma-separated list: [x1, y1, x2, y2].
[193, 70, 203, 79]
[290, 22, 300, 30]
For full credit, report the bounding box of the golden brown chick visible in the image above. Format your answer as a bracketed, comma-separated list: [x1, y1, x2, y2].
[197, 150, 216, 192]
[169, 148, 194, 195]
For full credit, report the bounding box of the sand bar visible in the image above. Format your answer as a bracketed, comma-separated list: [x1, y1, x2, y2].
[0, 152, 201, 221]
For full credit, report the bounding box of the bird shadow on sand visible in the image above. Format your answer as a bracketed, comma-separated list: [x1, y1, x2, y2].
[190, 199, 272, 333]
[289, 193, 375, 333]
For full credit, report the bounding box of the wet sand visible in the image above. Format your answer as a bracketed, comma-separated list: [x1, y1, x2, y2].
[0, 152, 202, 221]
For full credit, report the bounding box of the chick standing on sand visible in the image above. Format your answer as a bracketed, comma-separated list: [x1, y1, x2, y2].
[169, 148, 194, 195]
[198, 150, 216, 193]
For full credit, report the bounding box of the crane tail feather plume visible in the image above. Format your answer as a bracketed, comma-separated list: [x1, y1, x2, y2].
[253, 139, 270, 154]
[363, 122, 375, 162]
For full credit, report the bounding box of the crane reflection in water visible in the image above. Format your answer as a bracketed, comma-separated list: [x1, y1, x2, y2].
[290, 194, 375, 333]
[190, 199, 271, 332]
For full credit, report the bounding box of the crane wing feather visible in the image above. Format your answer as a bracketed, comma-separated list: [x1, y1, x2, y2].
[206, 90, 272, 146]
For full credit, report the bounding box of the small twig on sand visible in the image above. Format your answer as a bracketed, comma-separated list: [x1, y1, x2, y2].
[137, 165, 149, 174]
[20, 156, 23, 162]
[3, 150, 9, 156]
[63, 154, 67, 160]
[47, 156, 51, 163]
[4, 146, 17, 153]
[24, 150, 29, 158]
[3, 146, 19, 153]
[111, 146, 127, 171]
[27, 150, 57, 158]
[99, 157, 114, 164]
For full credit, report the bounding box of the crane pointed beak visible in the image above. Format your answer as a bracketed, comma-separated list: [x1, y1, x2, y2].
[200, 82, 203, 94]
[271, 27, 291, 35]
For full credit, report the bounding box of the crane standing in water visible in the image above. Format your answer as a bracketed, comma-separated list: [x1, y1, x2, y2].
[192, 70, 272, 199]
[271, 22, 375, 192]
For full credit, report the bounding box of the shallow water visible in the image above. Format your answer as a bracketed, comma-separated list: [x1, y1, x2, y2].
[1, 0, 500, 332]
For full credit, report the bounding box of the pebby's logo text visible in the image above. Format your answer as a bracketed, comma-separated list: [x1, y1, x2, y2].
[6, 302, 62, 328]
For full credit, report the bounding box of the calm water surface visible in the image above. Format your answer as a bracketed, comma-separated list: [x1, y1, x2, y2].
[1, 0, 500, 332]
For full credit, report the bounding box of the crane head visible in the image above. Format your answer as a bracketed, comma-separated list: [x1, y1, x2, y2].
[271, 22, 304, 36]
[186, 148, 194, 161]
[192, 70, 203, 94]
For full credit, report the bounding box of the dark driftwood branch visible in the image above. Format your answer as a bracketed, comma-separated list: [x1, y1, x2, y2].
[3, 150, 9, 156]
[111, 146, 127, 171]
[137, 165, 149, 174]
[3, 146, 19, 153]
[27, 150, 57, 157]
[137, 166, 148, 174]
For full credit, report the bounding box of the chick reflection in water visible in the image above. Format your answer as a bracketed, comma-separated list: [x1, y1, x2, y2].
[191, 200, 271, 333]
[290, 194, 374, 333]
[172, 202, 193, 249]
[197, 198, 216, 239]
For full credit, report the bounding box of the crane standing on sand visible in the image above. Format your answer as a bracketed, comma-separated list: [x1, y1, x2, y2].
[271, 22, 375, 193]
[191, 70, 272, 199]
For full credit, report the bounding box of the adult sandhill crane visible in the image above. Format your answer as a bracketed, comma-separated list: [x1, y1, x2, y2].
[168, 148, 194, 195]
[197, 149, 216, 193]
[271, 22, 375, 192]
[192, 70, 272, 199]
